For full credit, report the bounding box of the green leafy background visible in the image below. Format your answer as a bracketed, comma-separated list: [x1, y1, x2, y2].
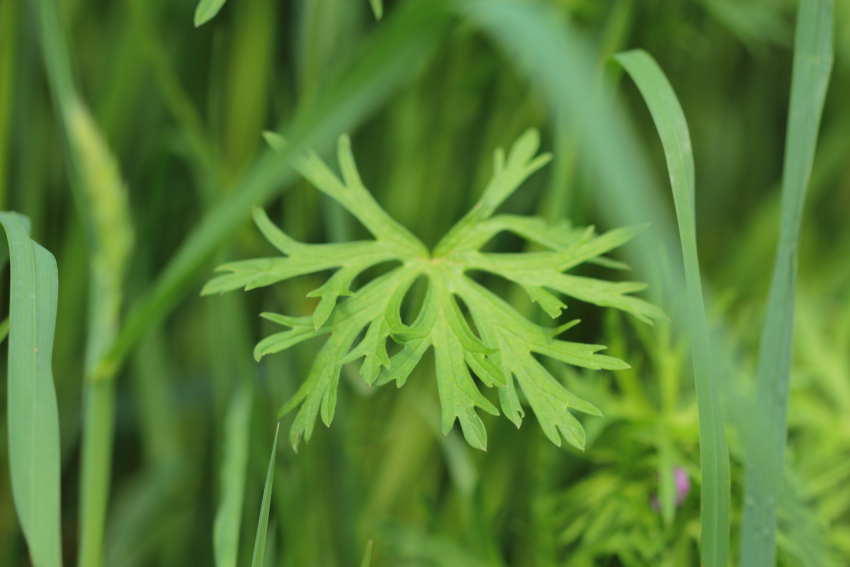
[1, 0, 849, 566]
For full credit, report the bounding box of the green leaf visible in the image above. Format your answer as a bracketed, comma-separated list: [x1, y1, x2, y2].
[208, 130, 662, 451]
[97, 1, 451, 384]
[613, 49, 731, 567]
[740, 1, 834, 565]
[0, 211, 63, 567]
[213, 383, 253, 567]
[194, 0, 228, 27]
[251, 424, 279, 567]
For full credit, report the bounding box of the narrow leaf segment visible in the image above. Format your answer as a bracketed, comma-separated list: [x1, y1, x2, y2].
[204, 130, 665, 451]
[194, 0, 228, 27]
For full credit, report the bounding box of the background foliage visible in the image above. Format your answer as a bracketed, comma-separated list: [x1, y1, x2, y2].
[1, 0, 849, 565]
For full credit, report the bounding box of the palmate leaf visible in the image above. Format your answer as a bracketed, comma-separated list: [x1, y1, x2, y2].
[203, 129, 665, 451]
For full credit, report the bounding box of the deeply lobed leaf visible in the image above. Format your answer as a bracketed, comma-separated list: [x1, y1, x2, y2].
[204, 130, 665, 451]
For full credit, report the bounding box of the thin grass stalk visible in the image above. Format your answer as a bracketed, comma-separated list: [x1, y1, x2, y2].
[251, 425, 279, 567]
[33, 2, 135, 565]
[740, 1, 834, 565]
[77, 380, 115, 567]
[97, 0, 451, 382]
[461, 2, 733, 561]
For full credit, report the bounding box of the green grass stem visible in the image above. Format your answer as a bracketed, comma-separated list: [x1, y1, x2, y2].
[214, 383, 254, 567]
[740, 1, 834, 565]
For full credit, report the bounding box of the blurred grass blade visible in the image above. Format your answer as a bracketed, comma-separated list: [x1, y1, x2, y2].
[98, 0, 450, 382]
[65, 98, 134, 567]
[370, 0, 383, 20]
[213, 383, 254, 567]
[34, 1, 135, 564]
[459, 0, 678, 274]
[0, 211, 63, 567]
[361, 540, 373, 567]
[740, 1, 834, 565]
[194, 0, 228, 27]
[461, 7, 730, 565]
[0, 316, 8, 343]
[251, 424, 279, 567]
[613, 49, 730, 567]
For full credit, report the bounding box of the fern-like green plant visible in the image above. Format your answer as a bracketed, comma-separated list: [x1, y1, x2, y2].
[203, 129, 665, 451]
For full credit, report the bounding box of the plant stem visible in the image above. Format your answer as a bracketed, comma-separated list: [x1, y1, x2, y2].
[77, 380, 116, 567]
[740, 1, 833, 564]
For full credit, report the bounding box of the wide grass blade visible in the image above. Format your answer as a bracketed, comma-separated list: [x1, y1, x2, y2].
[740, 1, 834, 565]
[214, 383, 254, 567]
[1, 211, 62, 567]
[613, 49, 730, 567]
[251, 424, 279, 567]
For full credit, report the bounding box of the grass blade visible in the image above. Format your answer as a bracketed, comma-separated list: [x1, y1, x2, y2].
[251, 424, 279, 567]
[33, 0, 135, 562]
[0, 211, 62, 567]
[740, 1, 834, 565]
[460, 1, 731, 562]
[194, 0, 228, 27]
[77, 381, 116, 567]
[213, 383, 253, 567]
[613, 49, 730, 567]
[361, 540, 373, 567]
[97, 0, 450, 383]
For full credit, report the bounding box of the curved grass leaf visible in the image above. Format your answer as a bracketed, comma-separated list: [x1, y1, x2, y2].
[0, 211, 62, 567]
[740, 2, 834, 565]
[613, 49, 730, 567]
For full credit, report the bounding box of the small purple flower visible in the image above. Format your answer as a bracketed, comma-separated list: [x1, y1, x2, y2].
[651, 466, 691, 512]
[674, 466, 690, 505]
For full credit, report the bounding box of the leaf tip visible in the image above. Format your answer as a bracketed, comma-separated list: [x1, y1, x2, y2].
[262, 130, 287, 152]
